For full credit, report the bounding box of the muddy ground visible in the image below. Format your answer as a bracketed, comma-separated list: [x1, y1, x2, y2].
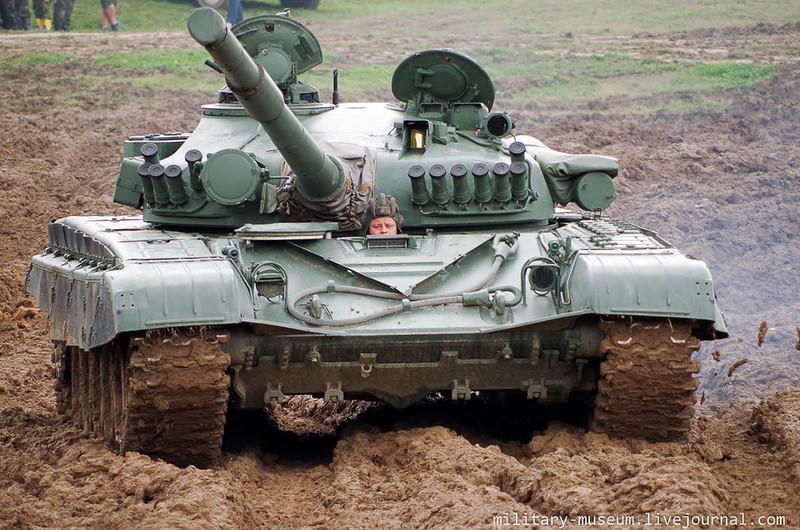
[1, 20, 799, 529]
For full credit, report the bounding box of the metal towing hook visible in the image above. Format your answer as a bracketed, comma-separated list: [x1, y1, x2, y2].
[492, 233, 520, 262]
[462, 285, 523, 316]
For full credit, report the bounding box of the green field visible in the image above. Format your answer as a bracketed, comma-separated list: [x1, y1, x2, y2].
[62, 0, 799, 34]
[7, 0, 797, 115]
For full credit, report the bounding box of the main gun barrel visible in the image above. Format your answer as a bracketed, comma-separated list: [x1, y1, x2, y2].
[188, 7, 344, 202]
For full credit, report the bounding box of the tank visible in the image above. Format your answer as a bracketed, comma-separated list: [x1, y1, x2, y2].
[27, 8, 727, 467]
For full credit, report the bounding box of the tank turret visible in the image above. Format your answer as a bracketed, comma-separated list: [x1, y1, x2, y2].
[188, 7, 343, 202]
[111, 8, 625, 232]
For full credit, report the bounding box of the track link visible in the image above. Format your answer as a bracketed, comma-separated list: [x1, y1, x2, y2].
[593, 318, 701, 441]
[54, 329, 231, 467]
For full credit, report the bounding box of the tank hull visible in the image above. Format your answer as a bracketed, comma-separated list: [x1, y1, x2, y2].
[28, 213, 726, 411]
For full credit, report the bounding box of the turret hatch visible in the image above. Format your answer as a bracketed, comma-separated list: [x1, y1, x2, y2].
[391, 50, 495, 110]
[233, 14, 323, 88]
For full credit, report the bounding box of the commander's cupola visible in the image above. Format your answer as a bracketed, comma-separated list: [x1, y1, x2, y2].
[391, 50, 514, 146]
[219, 14, 324, 104]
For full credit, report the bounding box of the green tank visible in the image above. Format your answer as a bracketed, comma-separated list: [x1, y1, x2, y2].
[27, 8, 727, 467]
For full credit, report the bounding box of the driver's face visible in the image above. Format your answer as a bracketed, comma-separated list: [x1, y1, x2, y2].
[368, 216, 398, 235]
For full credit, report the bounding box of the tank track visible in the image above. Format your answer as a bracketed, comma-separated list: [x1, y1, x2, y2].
[53, 329, 230, 467]
[593, 318, 701, 441]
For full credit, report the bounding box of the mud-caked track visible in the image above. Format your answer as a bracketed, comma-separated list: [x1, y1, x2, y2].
[57, 318, 705, 461]
[55, 329, 230, 467]
[594, 319, 701, 440]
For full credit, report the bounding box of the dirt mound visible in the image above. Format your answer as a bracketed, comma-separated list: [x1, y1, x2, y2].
[752, 389, 800, 480]
[0, 436, 249, 528]
[526, 425, 728, 516]
[323, 423, 729, 527]
[328, 426, 536, 527]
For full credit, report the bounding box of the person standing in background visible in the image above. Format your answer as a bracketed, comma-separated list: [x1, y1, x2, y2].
[100, 0, 119, 31]
[226, 0, 242, 28]
[33, 0, 51, 31]
[0, 0, 10, 29]
[3, 0, 30, 30]
[51, 0, 72, 30]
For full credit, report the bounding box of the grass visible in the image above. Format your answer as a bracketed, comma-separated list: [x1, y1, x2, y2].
[9, 0, 789, 115]
[7, 53, 76, 70]
[471, 51, 682, 82]
[296, 0, 800, 34]
[126, 73, 224, 93]
[499, 60, 776, 113]
[52, 0, 800, 35]
[93, 49, 209, 71]
[79, 50, 780, 115]
[303, 64, 396, 98]
[89, 49, 224, 93]
[64, 0, 315, 32]
[512, 59, 774, 94]
[674, 63, 777, 91]
[660, 97, 733, 113]
[300, 47, 776, 113]
[69, 0, 195, 32]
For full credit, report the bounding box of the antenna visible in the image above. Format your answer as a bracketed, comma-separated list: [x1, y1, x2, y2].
[204, 59, 223, 75]
[332, 69, 339, 105]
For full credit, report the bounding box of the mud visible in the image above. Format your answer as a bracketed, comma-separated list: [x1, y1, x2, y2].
[758, 322, 769, 347]
[727, 359, 749, 378]
[1, 21, 799, 529]
[752, 389, 800, 481]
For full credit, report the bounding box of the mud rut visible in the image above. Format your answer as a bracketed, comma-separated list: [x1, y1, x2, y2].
[1, 23, 800, 529]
